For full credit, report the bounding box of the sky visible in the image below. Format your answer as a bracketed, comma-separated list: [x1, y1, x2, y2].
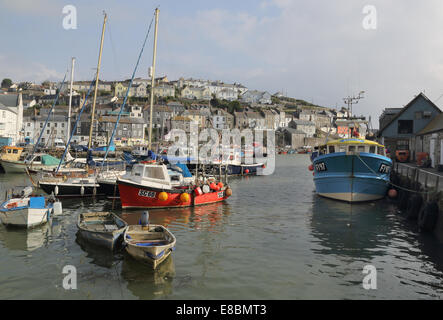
[1, 0, 443, 128]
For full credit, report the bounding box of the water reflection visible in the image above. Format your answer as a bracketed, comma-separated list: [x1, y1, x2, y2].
[120, 202, 232, 232]
[310, 195, 395, 259]
[121, 255, 175, 299]
[0, 223, 51, 252]
[75, 234, 123, 269]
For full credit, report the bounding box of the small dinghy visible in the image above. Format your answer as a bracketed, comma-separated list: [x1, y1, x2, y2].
[0, 186, 62, 228]
[77, 212, 128, 250]
[124, 211, 176, 269]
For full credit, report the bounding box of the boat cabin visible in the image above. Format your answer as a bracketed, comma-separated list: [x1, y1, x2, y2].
[1, 146, 24, 161]
[124, 164, 174, 189]
[323, 139, 387, 157]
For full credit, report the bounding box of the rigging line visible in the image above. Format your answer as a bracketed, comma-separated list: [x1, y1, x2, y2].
[56, 75, 97, 172]
[31, 72, 68, 157]
[355, 154, 434, 195]
[101, 10, 156, 166]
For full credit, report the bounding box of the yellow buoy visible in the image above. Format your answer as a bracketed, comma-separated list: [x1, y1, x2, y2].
[158, 192, 168, 201]
[180, 192, 190, 203]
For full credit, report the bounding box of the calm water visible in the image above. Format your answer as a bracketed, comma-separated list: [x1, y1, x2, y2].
[1, 155, 443, 299]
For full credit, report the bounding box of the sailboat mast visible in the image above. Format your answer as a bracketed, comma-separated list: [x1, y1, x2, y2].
[148, 8, 159, 150]
[67, 57, 75, 143]
[88, 12, 107, 149]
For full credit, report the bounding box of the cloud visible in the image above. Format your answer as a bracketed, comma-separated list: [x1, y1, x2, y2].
[0, 55, 64, 83]
[0, 0, 60, 16]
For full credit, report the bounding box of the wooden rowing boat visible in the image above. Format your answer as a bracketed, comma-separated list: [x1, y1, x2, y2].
[77, 212, 128, 250]
[124, 224, 176, 269]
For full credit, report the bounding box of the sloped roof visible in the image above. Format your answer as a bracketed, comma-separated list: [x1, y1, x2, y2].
[379, 92, 442, 135]
[417, 113, 443, 135]
[0, 94, 19, 107]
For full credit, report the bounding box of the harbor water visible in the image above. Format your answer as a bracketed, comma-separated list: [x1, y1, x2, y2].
[1, 155, 443, 299]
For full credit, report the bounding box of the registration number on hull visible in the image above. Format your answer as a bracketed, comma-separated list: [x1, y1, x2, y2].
[138, 190, 156, 198]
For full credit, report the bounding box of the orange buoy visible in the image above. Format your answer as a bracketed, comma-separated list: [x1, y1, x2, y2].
[180, 193, 190, 203]
[245, 169, 250, 174]
[225, 188, 232, 196]
[214, 185, 220, 192]
[388, 189, 398, 198]
[210, 182, 217, 190]
[158, 192, 168, 201]
[218, 182, 224, 189]
[308, 165, 314, 171]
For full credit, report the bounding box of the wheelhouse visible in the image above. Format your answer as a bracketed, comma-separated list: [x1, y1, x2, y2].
[323, 139, 386, 156]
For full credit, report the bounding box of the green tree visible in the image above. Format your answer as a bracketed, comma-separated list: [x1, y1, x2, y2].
[1, 78, 12, 88]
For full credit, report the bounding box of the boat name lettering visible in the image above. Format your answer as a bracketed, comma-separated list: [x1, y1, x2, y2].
[379, 164, 391, 174]
[138, 190, 156, 198]
[217, 191, 224, 198]
[315, 162, 327, 172]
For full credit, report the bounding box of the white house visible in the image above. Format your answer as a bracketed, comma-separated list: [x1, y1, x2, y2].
[0, 93, 24, 145]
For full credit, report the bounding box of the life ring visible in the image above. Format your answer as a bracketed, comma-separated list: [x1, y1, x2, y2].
[418, 201, 439, 232]
[405, 195, 423, 220]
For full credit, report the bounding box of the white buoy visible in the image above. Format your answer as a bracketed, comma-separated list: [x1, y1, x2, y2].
[54, 185, 59, 196]
[80, 186, 85, 196]
[53, 201, 63, 215]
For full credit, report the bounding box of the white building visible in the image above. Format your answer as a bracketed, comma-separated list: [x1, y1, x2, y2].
[0, 93, 24, 145]
[23, 114, 68, 145]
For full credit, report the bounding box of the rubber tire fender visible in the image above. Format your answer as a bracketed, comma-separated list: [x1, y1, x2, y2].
[418, 201, 439, 232]
[406, 195, 423, 220]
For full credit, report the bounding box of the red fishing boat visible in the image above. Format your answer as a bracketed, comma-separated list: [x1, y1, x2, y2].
[117, 163, 232, 209]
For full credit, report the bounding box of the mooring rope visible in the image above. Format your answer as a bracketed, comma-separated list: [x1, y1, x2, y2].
[355, 154, 437, 195]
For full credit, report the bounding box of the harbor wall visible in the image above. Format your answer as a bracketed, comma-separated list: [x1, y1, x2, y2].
[392, 163, 443, 241]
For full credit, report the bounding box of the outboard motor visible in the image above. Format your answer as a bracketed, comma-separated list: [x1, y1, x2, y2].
[21, 186, 33, 198]
[140, 211, 150, 230]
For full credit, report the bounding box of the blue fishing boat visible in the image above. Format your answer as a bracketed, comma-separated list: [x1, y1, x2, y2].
[312, 138, 392, 203]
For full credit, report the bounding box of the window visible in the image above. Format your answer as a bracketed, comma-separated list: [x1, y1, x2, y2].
[328, 146, 335, 153]
[40, 123, 43, 128]
[398, 120, 413, 134]
[27, 123, 30, 127]
[13, 149, 18, 154]
[348, 146, 356, 152]
[62, 123, 65, 128]
[54, 123, 57, 127]
[47, 130, 50, 134]
[358, 146, 366, 152]
[415, 112, 423, 119]
[377, 147, 384, 155]
[369, 146, 376, 153]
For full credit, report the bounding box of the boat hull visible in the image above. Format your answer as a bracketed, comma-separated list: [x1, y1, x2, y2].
[39, 182, 104, 198]
[77, 228, 123, 250]
[118, 180, 230, 209]
[226, 163, 263, 176]
[313, 152, 392, 203]
[0, 160, 57, 174]
[0, 207, 51, 228]
[97, 179, 120, 197]
[124, 225, 176, 269]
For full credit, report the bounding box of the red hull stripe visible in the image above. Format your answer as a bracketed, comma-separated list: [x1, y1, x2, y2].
[117, 181, 230, 209]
